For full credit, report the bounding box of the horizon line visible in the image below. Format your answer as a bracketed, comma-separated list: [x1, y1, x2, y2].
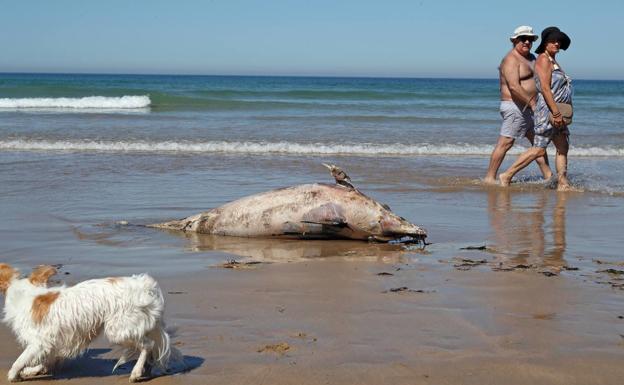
[0, 71, 621, 82]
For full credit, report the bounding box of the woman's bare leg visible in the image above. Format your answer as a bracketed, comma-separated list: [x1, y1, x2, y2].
[526, 130, 553, 180]
[552, 133, 571, 191]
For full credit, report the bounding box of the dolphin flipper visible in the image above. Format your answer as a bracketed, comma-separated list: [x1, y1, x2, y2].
[282, 220, 349, 239]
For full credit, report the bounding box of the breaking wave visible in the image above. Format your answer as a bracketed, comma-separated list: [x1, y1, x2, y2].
[0, 96, 150, 109]
[1, 139, 623, 157]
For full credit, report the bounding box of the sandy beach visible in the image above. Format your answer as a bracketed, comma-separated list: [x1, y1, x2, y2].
[2, 255, 624, 384]
[2, 74, 624, 384]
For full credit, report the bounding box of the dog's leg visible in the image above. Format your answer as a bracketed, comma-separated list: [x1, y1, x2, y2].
[129, 347, 149, 383]
[8, 345, 45, 382]
[143, 352, 153, 378]
[129, 339, 154, 383]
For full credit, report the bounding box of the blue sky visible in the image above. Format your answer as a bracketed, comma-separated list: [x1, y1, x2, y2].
[1, 0, 622, 79]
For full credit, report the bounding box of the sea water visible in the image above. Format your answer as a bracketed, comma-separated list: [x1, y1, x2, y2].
[1, 74, 623, 274]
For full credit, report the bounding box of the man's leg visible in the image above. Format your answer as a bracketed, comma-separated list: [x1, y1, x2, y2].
[484, 135, 515, 184]
[499, 146, 547, 186]
[526, 130, 553, 180]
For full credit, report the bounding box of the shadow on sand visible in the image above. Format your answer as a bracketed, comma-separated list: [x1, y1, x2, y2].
[36, 348, 203, 381]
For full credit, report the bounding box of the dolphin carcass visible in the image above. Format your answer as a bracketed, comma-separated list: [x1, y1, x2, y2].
[149, 167, 427, 244]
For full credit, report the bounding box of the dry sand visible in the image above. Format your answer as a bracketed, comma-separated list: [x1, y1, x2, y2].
[2, 254, 623, 384]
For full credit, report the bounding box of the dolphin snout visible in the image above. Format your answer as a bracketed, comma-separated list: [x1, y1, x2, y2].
[379, 216, 427, 243]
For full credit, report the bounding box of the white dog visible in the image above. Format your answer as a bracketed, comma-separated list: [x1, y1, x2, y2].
[0, 263, 182, 382]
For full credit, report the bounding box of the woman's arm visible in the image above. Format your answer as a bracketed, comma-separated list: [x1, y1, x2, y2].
[536, 54, 564, 128]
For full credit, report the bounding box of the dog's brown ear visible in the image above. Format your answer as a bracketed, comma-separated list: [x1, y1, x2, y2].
[0, 263, 19, 294]
[29, 265, 58, 287]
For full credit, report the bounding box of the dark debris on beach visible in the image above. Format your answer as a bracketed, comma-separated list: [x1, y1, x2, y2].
[460, 245, 488, 251]
[598, 268, 624, 275]
[216, 259, 269, 269]
[257, 342, 291, 355]
[446, 259, 575, 277]
[592, 264, 624, 289]
[593, 259, 624, 266]
[452, 257, 488, 270]
[383, 287, 436, 294]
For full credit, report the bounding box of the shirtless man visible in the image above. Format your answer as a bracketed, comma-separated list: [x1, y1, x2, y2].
[484, 25, 552, 184]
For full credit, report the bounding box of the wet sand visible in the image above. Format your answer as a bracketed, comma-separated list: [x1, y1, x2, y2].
[2, 183, 624, 384]
[2, 252, 624, 384]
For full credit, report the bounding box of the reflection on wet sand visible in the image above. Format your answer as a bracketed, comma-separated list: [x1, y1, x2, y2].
[487, 189, 568, 268]
[171, 230, 421, 263]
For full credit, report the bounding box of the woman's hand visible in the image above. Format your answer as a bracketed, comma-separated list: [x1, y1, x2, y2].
[551, 112, 565, 128]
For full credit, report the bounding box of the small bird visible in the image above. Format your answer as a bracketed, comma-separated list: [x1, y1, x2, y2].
[322, 163, 355, 189]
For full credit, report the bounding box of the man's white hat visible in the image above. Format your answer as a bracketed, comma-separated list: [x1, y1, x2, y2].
[510, 25, 538, 41]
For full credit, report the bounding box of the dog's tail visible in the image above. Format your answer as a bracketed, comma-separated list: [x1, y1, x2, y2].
[149, 323, 185, 374]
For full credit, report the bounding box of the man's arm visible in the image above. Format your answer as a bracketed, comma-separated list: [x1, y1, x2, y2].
[501, 59, 535, 110]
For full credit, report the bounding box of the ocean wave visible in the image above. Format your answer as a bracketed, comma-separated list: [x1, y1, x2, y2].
[1, 139, 624, 157]
[192, 89, 494, 101]
[0, 95, 150, 109]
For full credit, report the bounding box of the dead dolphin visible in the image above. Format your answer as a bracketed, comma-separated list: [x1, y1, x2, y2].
[149, 182, 427, 244]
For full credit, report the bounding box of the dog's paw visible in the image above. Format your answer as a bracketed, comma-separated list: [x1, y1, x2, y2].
[129, 372, 151, 383]
[129, 369, 145, 383]
[21, 365, 46, 378]
[7, 370, 22, 382]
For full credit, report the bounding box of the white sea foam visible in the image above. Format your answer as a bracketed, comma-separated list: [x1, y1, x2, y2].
[0, 95, 150, 109]
[1, 139, 623, 157]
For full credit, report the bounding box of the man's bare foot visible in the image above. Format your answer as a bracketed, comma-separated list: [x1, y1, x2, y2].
[483, 177, 498, 185]
[499, 172, 512, 187]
